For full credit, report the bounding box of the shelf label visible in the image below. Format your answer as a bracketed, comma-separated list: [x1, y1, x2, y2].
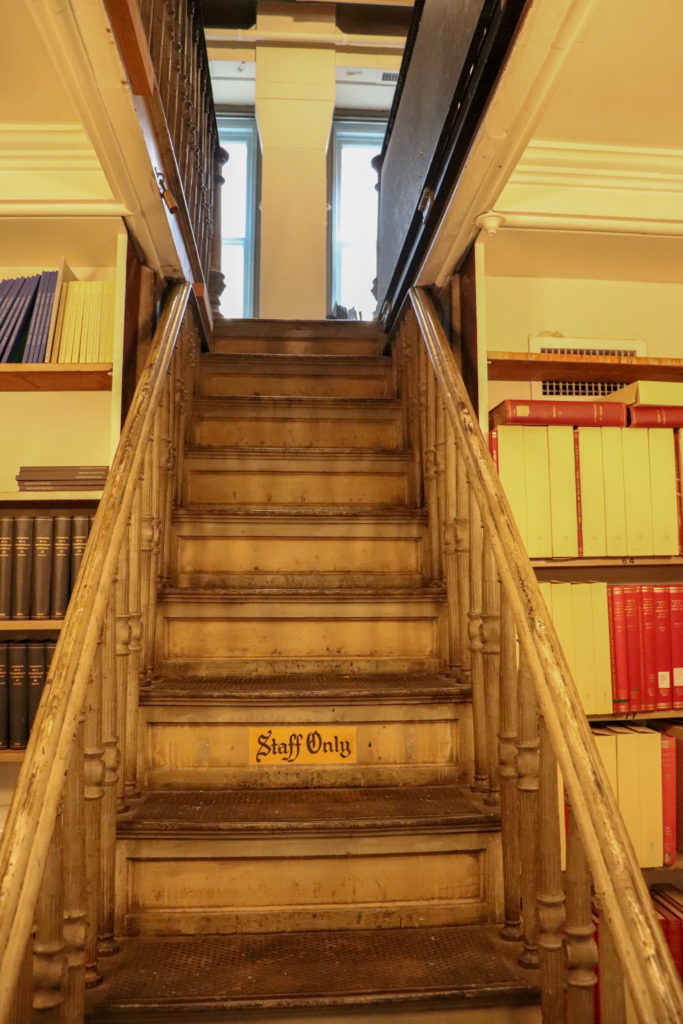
[249, 726, 357, 765]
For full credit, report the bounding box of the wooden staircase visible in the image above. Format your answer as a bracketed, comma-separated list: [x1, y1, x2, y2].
[88, 320, 540, 1022]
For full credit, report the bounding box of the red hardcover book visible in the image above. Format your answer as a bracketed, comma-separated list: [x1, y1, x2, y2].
[623, 586, 644, 712]
[675, 429, 683, 555]
[608, 586, 629, 712]
[652, 890, 683, 976]
[641, 585, 658, 711]
[489, 398, 628, 427]
[670, 584, 683, 709]
[661, 734, 677, 867]
[489, 428, 499, 471]
[629, 406, 683, 428]
[654, 586, 674, 710]
[573, 428, 583, 558]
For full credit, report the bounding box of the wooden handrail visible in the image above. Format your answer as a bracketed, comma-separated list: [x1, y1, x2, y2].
[408, 285, 683, 1022]
[0, 283, 192, 1022]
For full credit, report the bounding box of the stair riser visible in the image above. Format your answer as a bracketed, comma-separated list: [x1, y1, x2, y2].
[116, 832, 503, 936]
[170, 524, 427, 588]
[199, 368, 392, 400]
[156, 597, 448, 676]
[211, 337, 383, 356]
[139, 702, 473, 789]
[191, 411, 403, 450]
[182, 463, 414, 507]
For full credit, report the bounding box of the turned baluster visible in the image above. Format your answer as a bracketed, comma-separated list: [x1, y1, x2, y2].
[98, 595, 120, 958]
[497, 592, 521, 940]
[170, 0, 185, 149]
[595, 897, 627, 1022]
[565, 802, 598, 1022]
[516, 644, 539, 968]
[468, 493, 488, 792]
[160, 2, 177, 116]
[142, 405, 163, 679]
[9, 934, 33, 1024]
[397, 327, 411, 451]
[148, 0, 165, 81]
[174, 329, 190, 510]
[158, 368, 176, 592]
[83, 645, 105, 988]
[480, 531, 500, 806]
[537, 716, 566, 1022]
[423, 361, 442, 580]
[139, 442, 156, 686]
[442, 413, 462, 671]
[33, 810, 66, 1021]
[115, 532, 131, 812]
[454, 447, 471, 680]
[124, 491, 143, 804]
[433, 393, 447, 576]
[63, 714, 87, 1021]
[406, 317, 424, 511]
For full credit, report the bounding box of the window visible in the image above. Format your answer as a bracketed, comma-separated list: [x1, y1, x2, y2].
[218, 116, 259, 318]
[330, 120, 386, 320]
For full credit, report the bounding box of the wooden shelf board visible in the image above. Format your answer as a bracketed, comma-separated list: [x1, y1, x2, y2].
[487, 352, 683, 384]
[0, 750, 25, 763]
[533, 557, 683, 568]
[0, 620, 62, 632]
[643, 856, 683, 884]
[588, 710, 683, 722]
[0, 363, 113, 392]
[0, 492, 102, 502]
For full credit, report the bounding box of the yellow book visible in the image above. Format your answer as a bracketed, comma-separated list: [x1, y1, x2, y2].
[496, 426, 528, 549]
[577, 427, 606, 556]
[49, 282, 69, 363]
[608, 726, 643, 863]
[571, 584, 596, 713]
[605, 381, 683, 405]
[100, 281, 115, 361]
[538, 581, 553, 618]
[547, 425, 578, 557]
[625, 725, 663, 868]
[591, 583, 613, 716]
[45, 257, 75, 362]
[70, 281, 87, 362]
[550, 584, 576, 682]
[559, 728, 617, 868]
[523, 426, 552, 558]
[622, 427, 654, 555]
[601, 427, 627, 555]
[649, 429, 678, 555]
[57, 282, 76, 363]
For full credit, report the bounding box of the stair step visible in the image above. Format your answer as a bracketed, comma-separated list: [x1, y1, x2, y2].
[199, 354, 393, 399]
[88, 926, 539, 1020]
[169, 510, 428, 588]
[119, 785, 498, 837]
[182, 449, 415, 507]
[191, 396, 403, 449]
[211, 317, 385, 356]
[156, 588, 447, 677]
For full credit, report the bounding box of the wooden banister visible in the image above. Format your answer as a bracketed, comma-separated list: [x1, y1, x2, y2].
[406, 285, 683, 1022]
[0, 283, 193, 1023]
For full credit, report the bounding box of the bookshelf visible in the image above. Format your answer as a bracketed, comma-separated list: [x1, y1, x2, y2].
[0, 363, 113, 391]
[488, 351, 683, 385]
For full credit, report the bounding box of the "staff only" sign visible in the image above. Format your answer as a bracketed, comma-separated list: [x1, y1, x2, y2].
[248, 726, 357, 765]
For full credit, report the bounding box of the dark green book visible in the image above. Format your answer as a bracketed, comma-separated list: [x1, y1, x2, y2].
[11, 516, 33, 619]
[0, 643, 8, 748]
[31, 516, 54, 619]
[71, 516, 89, 588]
[0, 516, 12, 619]
[8, 641, 28, 748]
[51, 516, 72, 619]
[27, 642, 45, 729]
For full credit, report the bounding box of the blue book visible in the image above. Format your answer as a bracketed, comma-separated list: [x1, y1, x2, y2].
[0, 276, 40, 363]
[24, 271, 58, 363]
[0, 278, 23, 337]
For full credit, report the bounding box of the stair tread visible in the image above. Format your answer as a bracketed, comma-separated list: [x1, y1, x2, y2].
[184, 445, 411, 459]
[159, 585, 446, 601]
[194, 394, 401, 407]
[119, 784, 499, 836]
[212, 318, 384, 340]
[90, 925, 538, 1016]
[173, 505, 427, 521]
[202, 353, 391, 367]
[141, 672, 468, 704]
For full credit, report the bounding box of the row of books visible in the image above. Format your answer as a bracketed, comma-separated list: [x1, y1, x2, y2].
[0, 641, 55, 749]
[539, 583, 683, 715]
[15, 465, 108, 493]
[0, 515, 93, 620]
[490, 396, 683, 431]
[0, 263, 114, 365]
[490, 424, 679, 558]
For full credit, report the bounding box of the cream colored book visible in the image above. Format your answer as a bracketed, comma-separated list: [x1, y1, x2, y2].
[49, 282, 69, 363]
[496, 426, 528, 549]
[591, 583, 613, 716]
[45, 257, 75, 362]
[559, 728, 617, 868]
[625, 725, 663, 868]
[601, 427, 627, 555]
[538, 581, 553, 618]
[56, 281, 77, 363]
[608, 726, 643, 863]
[605, 381, 683, 405]
[649, 428, 678, 555]
[547, 426, 578, 557]
[622, 427, 654, 555]
[577, 427, 606, 556]
[571, 584, 597, 713]
[523, 426, 552, 558]
[70, 281, 87, 362]
[100, 281, 115, 361]
[550, 584, 576, 682]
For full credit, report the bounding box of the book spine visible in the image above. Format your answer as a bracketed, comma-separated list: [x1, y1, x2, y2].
[661, 734, 677, 867]
[493, 399, 628, 426]
[31, 516, 54, 619]
[8, 641, 28, 748]
[676, 429, 683, 556]
[608, 586, 629, 712]
[489, 428, 499, 471]
[0, 643, 7, 748]
[0, 516, 12, 619]
[640, 585, 658, 711]
[573, 428, 583, 557]
[11, 516, 33, 619]
[623, 587, 643, 712]
[670, 584, 683, 709]
[71, 516, 90, 586]
[51, 516, 71, 619]
[654, 586, 674, 710]
[27, 642, 45, 730]
[630, 406, 683, 428]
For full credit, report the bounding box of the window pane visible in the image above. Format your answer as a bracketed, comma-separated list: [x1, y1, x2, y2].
[220, 243, 245, 318]
[339, 243, 376, 319]
[221, 141, 248, 239]
[338, 145, 379, 245]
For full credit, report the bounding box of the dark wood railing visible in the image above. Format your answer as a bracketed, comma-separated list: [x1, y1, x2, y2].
[397, 287, 683, 1022]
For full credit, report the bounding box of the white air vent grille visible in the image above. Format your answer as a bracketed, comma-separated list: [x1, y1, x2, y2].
[380, 71, 399, 84]
[528, 336, 646, 399]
